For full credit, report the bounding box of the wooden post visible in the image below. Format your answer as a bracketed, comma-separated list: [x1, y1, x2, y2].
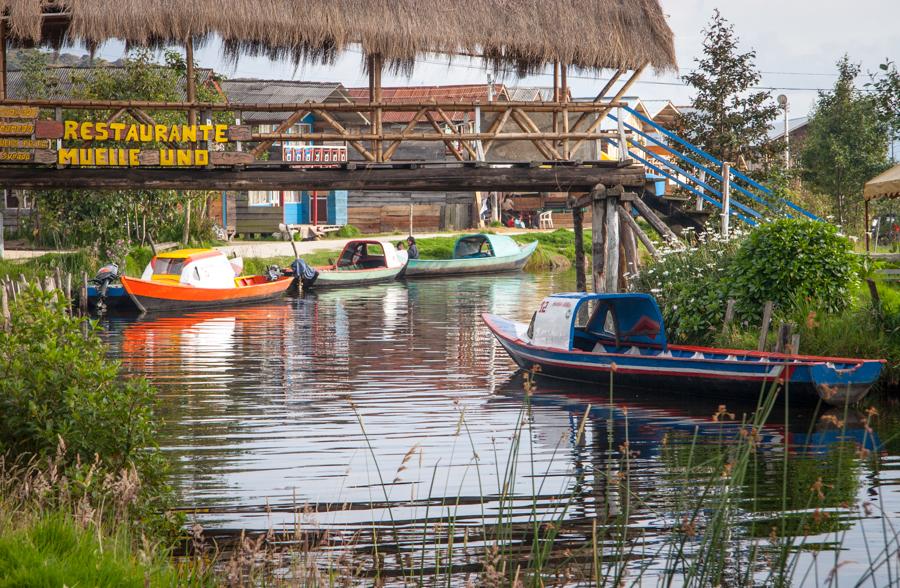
[867, 278, 882, 318]
[721, 162, 732, 238]
[573, 202, 586, 292]
[0, 211, 4, 260]
[618, 204, 658, 259]
[631, 196, 681, 247]
[560, 63, 569, 158]
[186, 40, 197, 127]
[368, 54, 384, 162]
[774, 322, 792, 354]
[722, 299, 736, 333]
[591, 186, 607, 292]
[65, 272, 72, 311]
[1, 286, 8, 331]
[81, 273, 89, 315]
[757, 301, 774, 352]
[790, 333, 801, 355]
[620, 214, 638, 281]
[408, 202, 414, 236]
[0, 21, 6, 101]
[604, 193, 620, 293]
[865, 199, 870, 252]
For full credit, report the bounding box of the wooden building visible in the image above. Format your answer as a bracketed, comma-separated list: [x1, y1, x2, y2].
[219, 79, 361, 235]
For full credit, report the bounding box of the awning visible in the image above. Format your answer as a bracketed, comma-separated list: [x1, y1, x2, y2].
[865, 163, 900, 200]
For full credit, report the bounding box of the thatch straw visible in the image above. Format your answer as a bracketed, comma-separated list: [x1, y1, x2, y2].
[5, 0, 677, 74]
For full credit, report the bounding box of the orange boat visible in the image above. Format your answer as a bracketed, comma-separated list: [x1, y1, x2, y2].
[121, 248, 294, 313]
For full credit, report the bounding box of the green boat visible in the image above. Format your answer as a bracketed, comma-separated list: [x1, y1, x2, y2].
[304, 240, 406, 289]
[404, 233, 538, 278]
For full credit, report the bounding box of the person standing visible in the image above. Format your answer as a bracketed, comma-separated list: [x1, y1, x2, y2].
[406, 236, 419, 259]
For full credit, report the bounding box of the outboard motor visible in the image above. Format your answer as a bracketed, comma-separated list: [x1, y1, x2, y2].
[290, 258, 319, 288]
[265, 265, 283, 282]
[90, 263, 120, 313]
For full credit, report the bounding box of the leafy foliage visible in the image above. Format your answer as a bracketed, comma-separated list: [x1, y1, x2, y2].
[676, 10, 781, 168]
[800, 56, 890, 227]
[730, 219, 859, 318]
[634, 220, 859, 344]
[23, 49, 229, 249]
[867, 59, 900, 150]
[0, 288, 173, 524]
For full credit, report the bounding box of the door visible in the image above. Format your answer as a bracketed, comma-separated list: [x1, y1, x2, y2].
[283, 191, 304, 225]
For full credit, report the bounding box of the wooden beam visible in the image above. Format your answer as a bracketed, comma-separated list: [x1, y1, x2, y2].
[249, 109, 309, 158]
[569, 62, 648, 154]
[0, 165, 646, 192]
[569, 68, 624, 133]
[618, 204, 659, 259]
[509, 108, 562, 160]
[630, 195, 681, 246]
[382, 107, 428, 161]
[185, 41, 196, 127]
[604, 196, 620, 293]
[424, 111, 465, 161]
[591, 187, 606, 292]
[435, 108, 478, 160]
[573, 201, 586, 292]
[126, 108, 178, 149]
[309, 108, 376, 162]
[481, 108, 512, 156]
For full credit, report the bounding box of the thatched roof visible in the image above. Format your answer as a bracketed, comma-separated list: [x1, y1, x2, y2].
[865, 163, 900, 201]
[2, 0, 677, 74]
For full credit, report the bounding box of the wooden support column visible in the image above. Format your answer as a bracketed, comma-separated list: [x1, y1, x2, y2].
[590, 184, 607, 292]
[604, 188, 621, 293]
[620, 212, 639, 286]
[0, 21, 6, 101]
[561, 64, 569, 158]
[185, 40, 196, 127]
[570, 62, 648, 155]
[368, 54, 384, 162]
[573, 199, 586, 292]
[618, 204, 658, 259]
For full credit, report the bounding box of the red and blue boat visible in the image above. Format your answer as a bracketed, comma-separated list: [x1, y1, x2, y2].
[482, 293, 884, 406]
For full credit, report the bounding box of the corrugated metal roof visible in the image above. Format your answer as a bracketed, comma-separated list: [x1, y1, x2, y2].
[220, 79, 360, 124]
[6, 65, 215, 101]
[347, 84, 508, 123]
[506, 87, 555, 102]
[767, 116, 809, 142]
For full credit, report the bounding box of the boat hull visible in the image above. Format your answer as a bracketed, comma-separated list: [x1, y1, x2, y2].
[482, 313, 882, 406]
[404, 241, 537, 278]
[87, 284, 137, 312]
[121, 275, 293, 313]
[304, 266, 404, 289]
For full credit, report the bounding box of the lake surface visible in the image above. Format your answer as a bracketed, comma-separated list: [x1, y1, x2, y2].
[100, 272, 900, 585]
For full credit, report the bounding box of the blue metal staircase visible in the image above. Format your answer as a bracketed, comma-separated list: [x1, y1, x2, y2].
[607, 105, 821, 228]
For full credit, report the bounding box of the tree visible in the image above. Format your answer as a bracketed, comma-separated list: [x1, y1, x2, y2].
[800, 56, 890, 226]
[867, 60, 900, 161]
[677, 10, 781, 169]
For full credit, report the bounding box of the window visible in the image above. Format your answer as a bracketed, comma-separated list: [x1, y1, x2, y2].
[152, 258, 186, 275]
[248, 191, 280, 206]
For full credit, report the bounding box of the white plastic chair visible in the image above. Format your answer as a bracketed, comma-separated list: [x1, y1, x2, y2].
[538, 210, 554, 229]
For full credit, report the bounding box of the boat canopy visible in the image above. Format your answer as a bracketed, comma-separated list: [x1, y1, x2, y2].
[336, 240, 404, 269]
[141, 248, 241, 289]
[530, 293, 667, 351]
[453, 234, 521, 259]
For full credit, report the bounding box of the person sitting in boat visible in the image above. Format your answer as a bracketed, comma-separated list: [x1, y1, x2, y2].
[396, 241, 409, 265]
[407, 236, 419, 259]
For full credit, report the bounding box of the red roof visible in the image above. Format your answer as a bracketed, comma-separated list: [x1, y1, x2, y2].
[347, 84, 508, 124]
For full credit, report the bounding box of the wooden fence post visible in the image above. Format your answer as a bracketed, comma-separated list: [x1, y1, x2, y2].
[572, 204, 586, 292]
[757, 301, 774, 352]
[722, 299, 736, 334]
[591, 189, 606, 292]
[774, 322, 792, 354]
[80, 273, 88, 315]
[1, 286, 8, 330]
[790, 333, 801, 355]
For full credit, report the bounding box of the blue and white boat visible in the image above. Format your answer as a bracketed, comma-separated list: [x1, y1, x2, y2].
[482, 293, 884, 406]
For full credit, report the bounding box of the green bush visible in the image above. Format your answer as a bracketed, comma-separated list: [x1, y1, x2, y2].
[333, 224, 361, 238]
[729, 219, 859, 319]
[0, 288, 173, 528]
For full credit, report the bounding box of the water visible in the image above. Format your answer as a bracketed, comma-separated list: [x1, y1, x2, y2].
[99, 272, 900, 585]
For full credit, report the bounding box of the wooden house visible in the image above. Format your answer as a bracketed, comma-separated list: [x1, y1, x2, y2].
[219, 79, 364, 235]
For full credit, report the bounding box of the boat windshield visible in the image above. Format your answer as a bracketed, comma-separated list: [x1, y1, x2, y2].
[152, 257, 186, 275]
[337, 243, 386, 270]
[455, 237, 493, 258]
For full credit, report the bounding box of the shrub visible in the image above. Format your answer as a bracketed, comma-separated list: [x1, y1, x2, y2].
[333, 224, 361, 238]
[729, 219, 859, 320]
[0, 288, 173, 529]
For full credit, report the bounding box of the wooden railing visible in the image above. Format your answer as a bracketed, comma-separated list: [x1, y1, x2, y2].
[0, 98, 631, 165]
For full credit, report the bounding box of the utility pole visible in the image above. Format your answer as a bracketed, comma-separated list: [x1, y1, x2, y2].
[778, 94, 790, 168]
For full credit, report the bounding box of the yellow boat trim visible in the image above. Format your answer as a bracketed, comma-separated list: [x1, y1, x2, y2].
[157, 248, 215, 259]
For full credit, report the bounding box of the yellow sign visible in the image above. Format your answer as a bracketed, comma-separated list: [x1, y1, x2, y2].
[0, 138, 50, 149]
[0, 106, 39, 118]
[57, 148, 210, 167]
[0, 122, 35, 136]
[63, 121, 228, 144]
[0, 151, 34, 161]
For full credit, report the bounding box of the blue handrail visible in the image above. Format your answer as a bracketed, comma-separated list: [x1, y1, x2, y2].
[615, 137, 763, 219]
[615, 142, 758, 226]
[609, 113, 782, 216]
[617, 105, 821, 221]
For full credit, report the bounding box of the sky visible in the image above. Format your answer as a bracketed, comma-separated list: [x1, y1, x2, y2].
[83, 0, 898, 119]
